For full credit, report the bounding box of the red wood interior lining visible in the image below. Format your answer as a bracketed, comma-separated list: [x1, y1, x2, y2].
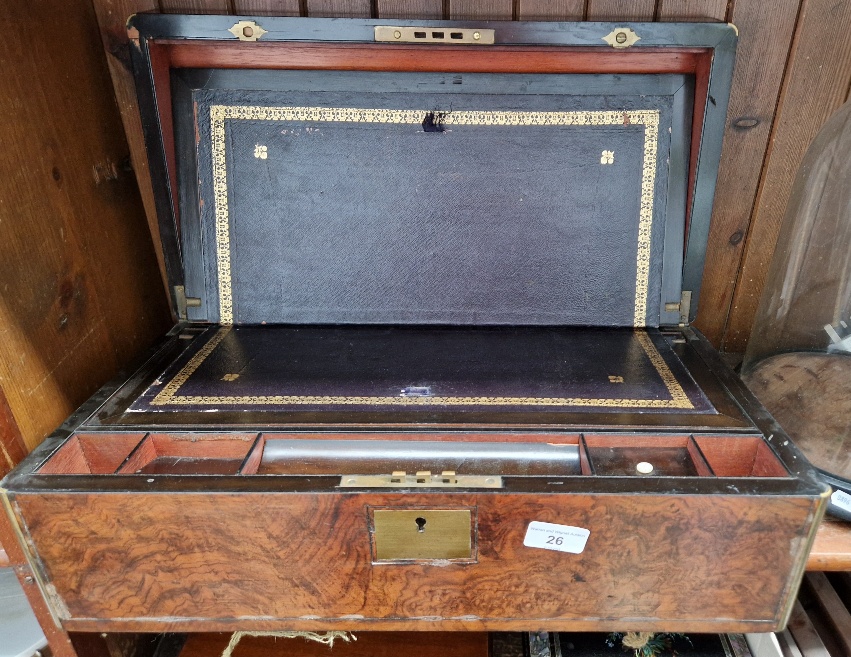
[694, 435, 789, 477]
[144, 39, 713, 246]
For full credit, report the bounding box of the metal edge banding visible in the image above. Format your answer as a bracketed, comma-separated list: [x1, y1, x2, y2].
[773, 492, 830, 630]
[151, 326, 693, 409]
[209, 106, 660, 328]
[659, 79, 693, 326]
[128, 15, 736, 48]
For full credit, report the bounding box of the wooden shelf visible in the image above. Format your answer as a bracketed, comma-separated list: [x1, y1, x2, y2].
[807, 518, 851, 571]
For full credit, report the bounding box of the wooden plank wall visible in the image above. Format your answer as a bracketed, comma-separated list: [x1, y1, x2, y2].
[91, 0, 851, 353]
[0, 0, 171, 462]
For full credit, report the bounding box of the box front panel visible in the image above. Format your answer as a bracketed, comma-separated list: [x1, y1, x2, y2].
[12, 490, 817, 632]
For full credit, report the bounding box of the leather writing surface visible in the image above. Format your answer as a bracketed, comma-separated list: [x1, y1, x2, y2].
[192, 85, 674, 326]
[128, 326, 713, 414]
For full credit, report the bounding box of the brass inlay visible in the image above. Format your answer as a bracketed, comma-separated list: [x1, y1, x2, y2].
[372, 509, 473, 561]
[375, 26, 494, 45]
[209, 106, 659, 326]
[602, 27, 640, 49]
[150, 326, 693, 408]
[253, 144, 268, 159]
[229, 20, 267, 42]
[608, 375, 624, 383]
[601, 149, 614, 164]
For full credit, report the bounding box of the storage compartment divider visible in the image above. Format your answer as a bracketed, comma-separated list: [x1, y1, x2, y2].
[583, 434, 714, 477]
[693, 435, 789, 477]
[578, 435, 594, 475]
[37, 433, 147, 475]
[116, 433, 258, 475]
[238, 434, 265, 475]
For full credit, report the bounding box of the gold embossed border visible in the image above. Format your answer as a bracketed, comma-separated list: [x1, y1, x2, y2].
[151, 327, 693, 409]
[209, 106, 661, 327]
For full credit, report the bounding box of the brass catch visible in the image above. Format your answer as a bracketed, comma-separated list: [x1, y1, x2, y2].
[340, 472, 501, 488]
[375, 26, 495, 45]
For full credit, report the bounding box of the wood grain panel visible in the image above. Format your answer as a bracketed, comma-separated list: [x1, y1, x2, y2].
[449, 0, 513, 20]
[0, 385, 27, 479]
[585, 0, 655, 21]
[232, 0, 301, 14]
[306, 0, 371, 17]
[723, 0, 851, 351]
[162, 41, 704, 73]
[90, 0, 169, 296]
[14, 490, 815, 631]
[788, 599, 831, 656]
[804, 572, 851, 655]
[517, 0, 584, 21]
[378, 0, 443, 19]
[692, 0, 803, 346]
[807, 519, 851, 571]
[159, 0, 230, 12]
[0, 0, 170, 452]
[656, 0, 727, 22]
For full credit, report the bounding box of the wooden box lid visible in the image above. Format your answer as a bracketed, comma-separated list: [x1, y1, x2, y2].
[128, 16, 736, 328]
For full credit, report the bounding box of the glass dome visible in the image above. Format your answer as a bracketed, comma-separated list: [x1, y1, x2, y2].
[742, 100, 851, 520]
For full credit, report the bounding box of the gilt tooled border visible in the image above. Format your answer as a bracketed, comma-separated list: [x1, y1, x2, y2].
[209, 106, 661, 327]
[151, 327, 693, 409]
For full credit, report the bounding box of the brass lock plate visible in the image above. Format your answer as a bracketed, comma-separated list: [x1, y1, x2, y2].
[371, 508, 474, 562]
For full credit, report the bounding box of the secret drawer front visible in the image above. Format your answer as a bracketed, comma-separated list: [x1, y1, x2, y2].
[8, 489, 818, 633]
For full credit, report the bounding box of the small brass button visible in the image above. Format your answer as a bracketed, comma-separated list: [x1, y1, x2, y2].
[473, 31, 481, 40]
[393, 30, 401, 39]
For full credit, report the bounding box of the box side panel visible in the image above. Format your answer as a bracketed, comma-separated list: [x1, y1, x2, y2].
[11, 490, 819, 632]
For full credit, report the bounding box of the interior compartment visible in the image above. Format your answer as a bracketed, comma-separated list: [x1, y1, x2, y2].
[116, 433, 258, 475]
[693, 436, 789, 477]
[583, 435, 714, 476]
[37, 434, 145, 475]
[251, 436, 581, 476]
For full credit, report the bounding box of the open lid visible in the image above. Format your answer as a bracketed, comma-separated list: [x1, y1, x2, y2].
[129, 16, 736, 327]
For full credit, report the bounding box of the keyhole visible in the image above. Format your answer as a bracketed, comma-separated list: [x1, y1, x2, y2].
[415, 517, 427, 533]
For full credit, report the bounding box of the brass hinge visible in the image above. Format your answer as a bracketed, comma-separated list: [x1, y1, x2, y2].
[375, 26, 495, 45]
[664, 290, 692, 326]
[174, 286, 202, 321]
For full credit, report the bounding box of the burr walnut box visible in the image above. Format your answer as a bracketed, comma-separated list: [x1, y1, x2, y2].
[0, 15, 829, 636]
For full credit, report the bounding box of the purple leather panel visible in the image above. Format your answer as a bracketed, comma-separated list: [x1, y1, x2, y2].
[128, 326, 714, 414]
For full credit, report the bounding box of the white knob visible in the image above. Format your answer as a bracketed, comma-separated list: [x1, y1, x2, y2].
[636, 461, 654, 475]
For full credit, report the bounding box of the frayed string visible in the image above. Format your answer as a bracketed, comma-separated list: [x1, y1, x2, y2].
[221, 630, 356, 657]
